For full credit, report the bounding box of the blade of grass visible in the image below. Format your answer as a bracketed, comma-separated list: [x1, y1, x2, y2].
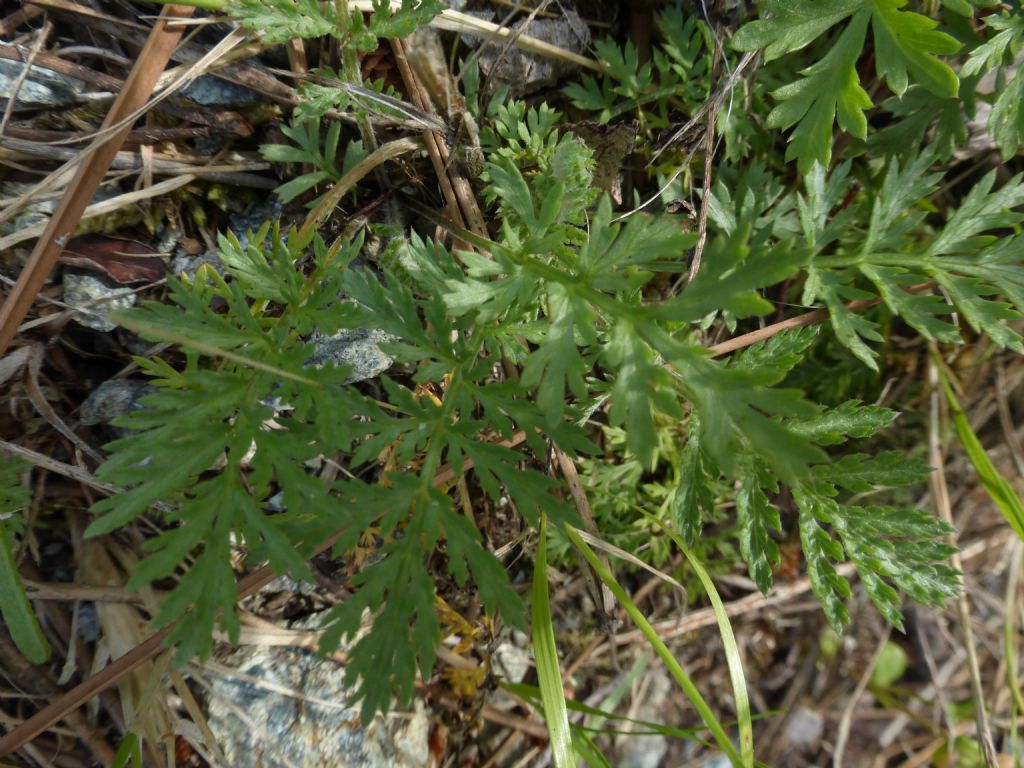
[933, 355, 1024, 540]
[563, 524, 744, 766]
[929, 351, 999, 764]
[635, 511, 753, 767]
[584, 652, 651, 734]
[0, 525, 50, 664]
[533, 514, 577, 768]
[572, 730, 613, 768]
[111, 731, 142, 768]
[1005, 542, 1024, 719]
[504, 681, 706, 740]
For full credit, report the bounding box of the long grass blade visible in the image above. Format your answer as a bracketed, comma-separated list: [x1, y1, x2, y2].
[533, 514, 577, 768]
[0, 526, 51, 663]
[643, 516, 753, 767]
[563, 524, 743, 766]
[935, 359, 1024, 540]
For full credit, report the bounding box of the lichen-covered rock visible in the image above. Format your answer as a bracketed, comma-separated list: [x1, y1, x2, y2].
[79, 379, 154, 426]
[63, 271, 136, 332]
[307, 327, 394, 384]
[205, 640, 430, 768]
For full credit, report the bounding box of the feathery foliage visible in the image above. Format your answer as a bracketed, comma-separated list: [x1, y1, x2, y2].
[79, 0, 1024, 729]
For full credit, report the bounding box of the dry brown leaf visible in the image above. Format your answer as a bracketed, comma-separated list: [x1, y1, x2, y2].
[58, 234, 167, 284]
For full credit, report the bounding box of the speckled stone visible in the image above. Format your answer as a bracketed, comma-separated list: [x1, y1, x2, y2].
[79, 379, 154, 426]
[0, 59, 89, 109]
[63, 271, 136, 332]
[183, 75, 262, 107]
[307, 327, 395, 384]
[476, 10, 590, 96]
[204, 641, 430, 768]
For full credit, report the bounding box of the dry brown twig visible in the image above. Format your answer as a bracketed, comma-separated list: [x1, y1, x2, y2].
[927, 352, 999, 767]
[0, 18, 52, 138]
[0, 5, 196, 357]
[682, 31, 723, 287]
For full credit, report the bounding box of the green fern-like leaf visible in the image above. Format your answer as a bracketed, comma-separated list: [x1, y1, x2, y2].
[962, 10, 1024, 159]
[736, 456, 782, 594]
[795, 453, 956, 631]
[797, 157, 1024, 366]
[0, 456, 51, 664]
[765, 12, 873, 172]
[735, 0, 960, 171]
[227, 0, 341, 44]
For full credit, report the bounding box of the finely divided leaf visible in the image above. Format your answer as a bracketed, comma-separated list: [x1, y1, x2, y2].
[797, 498, 852, 629]
[605, 322, 678, 469]
[227, 0, 339, 43]
[766, 11, 873, 172]
[867, 0, 961, 97]
[368, 0, 445, 39]
[736, 457, 782, 594]
[788, 400, 898, 446]
[927, 171, 1024, 257]
[732, 0, 863, 60]
[795, 452, 955, 631]
[990, 68, 1024, 160]
[802, 268, 883, 370]
[673, 414, 715, 545]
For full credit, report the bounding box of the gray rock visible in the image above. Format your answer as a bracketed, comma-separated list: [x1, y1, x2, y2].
[783, 706, 824, 749]
[1, 182, 120, 238]
[80, 379, 154, 426]
[492, 631, 532, 684]
[171, 247, 224, 280]
[477, 10, 590, 96]
[307, 327, 394, 384]
[0, 59, 90, 110]
[62, 271, 136, 332]
[617, 674, 670, 768]
[183, 75, 262, 107]
[205, 641, 430, 768]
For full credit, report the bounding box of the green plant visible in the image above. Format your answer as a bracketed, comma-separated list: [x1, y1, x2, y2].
[563, 7, 712, 128]
[961, 7, 1024, 159]
[82, 0, 1024, 753]
[0, 455, 50, 664]
[732, 0, 962, 172]
[261, 117, 368, 205]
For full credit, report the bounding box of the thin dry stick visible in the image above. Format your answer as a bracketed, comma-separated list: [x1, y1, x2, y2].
[0, 43, 125, 91]
[391, 36, 489, 240]
[0, 632, 116, 766]
[428, 7, 600, 72]
[613, 562, 859, 646]
[298, 137, 420, 242]
[0, 26, 246, 228]
[833, 624, 892, 768]
[0, 18, 51, 138]
[0, 440, 119, 496]
[0, 174, 195, 251]
[0, 4, 195, 357]
[927, 352, 999, 767]
[683, 34, 722, 288]
[705, 282, 932, 358]
[613, 50, 758, 223]
[0, 5, 44, 37]
[389, 36, 469, 235]
[553, 447, 617, 626]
